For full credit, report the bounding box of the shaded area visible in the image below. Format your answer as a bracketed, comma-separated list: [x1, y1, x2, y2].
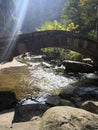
[59, 79, 98, 108]
[0, 91, 17, 111]
[13, 103, 49, 123]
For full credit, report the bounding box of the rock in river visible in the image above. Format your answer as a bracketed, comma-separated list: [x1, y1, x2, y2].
[40, 106, 98, 130]
[63, 60, 95, 73]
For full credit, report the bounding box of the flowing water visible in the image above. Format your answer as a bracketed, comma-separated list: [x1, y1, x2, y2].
[28, 62, 77, 91]
[0, 55, 98, 106]
[20, 56, 98, 104]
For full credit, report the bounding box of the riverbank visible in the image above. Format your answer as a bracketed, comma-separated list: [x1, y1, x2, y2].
[0, 58, 26, 70]
[0, 108, 41, 130]
[0, 58, 31, 99]
[0, 105, 98, 130]
[0, 57, 98, 130]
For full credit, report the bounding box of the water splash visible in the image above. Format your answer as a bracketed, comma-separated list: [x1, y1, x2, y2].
[28, 62, 77, 92]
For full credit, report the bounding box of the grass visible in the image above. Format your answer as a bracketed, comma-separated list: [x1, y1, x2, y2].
[0, 66, 42, 100]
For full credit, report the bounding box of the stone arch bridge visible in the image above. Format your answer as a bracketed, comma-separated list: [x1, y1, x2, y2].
[0, 30, 98, 66]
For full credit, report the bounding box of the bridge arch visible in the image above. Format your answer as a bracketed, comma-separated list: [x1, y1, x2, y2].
[0, 30, 98, 65]
[16, 30, 98, 61]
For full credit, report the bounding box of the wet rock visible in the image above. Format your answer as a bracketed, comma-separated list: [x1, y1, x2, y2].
[85, 73, 98, 80]
[46, 95, 61, 106]
[0, 91, 17, 111]
[60, 99, 75, 107]
[59, 86, 98, 108]
[59, 93, 78, 106]
[40, 106, 98, 130]
[68, 95, 84, 108]
[63, 60, 95, 73]
[71, 86, 98, 101]
[81, 101, 98, 114]
[82, 58, 93, 64]
[41, 62, 53, 68]
[13, 103, 49, 122]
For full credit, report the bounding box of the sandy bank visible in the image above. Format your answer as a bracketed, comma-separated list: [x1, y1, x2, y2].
[0, 59, 26, 70]
[0, 109, 40, 130]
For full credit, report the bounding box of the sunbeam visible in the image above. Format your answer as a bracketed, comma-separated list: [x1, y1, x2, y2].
[1, 0, 29, 62]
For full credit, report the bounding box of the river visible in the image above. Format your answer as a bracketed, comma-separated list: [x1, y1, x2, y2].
[19, 55, 98, 105]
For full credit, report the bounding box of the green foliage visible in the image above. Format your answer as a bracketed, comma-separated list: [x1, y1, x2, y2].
[62, 0, 98, 38]
[42, 48, 83, 63]
[37, 0, 98, 39]
[36, 20, 65, 31]
[62, 0, 81, 26]
[37, 20, 79, 32]
[67, 50, 83, 60]
[41, 48, 66, 62]
[66, 22, 79, 32]
[88, 30, 96, 39]
[79, 0, 98, 6]
[35, 0, 97, 62]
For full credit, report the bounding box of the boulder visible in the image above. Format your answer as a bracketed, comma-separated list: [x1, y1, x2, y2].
[82, 58, 93, 64]
[40, 106, 98, 130]
[13, 103, 49, 122]
[63, 60, 95, 73]
[45, 95, 74, 107]
[81, 101, 98, 114]
[71, 86, 98, 101]
[60, 99, 75, 107]
[46, 95, 61, 106]
[0, 91, 17, 111]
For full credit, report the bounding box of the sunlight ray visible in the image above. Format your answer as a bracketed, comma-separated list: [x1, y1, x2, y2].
[1, 0, 29, 62]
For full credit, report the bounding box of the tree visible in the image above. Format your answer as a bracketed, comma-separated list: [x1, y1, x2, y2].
[36, 20, 65, 31]
[37, 20, 78, 32]
[62, 0, 81, 30]
[79, 0, 98, 38]
[62, 0, 98, 38]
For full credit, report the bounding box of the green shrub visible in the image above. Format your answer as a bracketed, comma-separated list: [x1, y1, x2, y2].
[42, 47, 83, 63]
